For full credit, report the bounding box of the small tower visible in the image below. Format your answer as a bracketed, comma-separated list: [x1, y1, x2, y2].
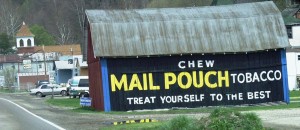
[16, 22, 35, 48]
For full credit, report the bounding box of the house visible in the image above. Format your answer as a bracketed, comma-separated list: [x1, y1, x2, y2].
[53, 61, 74, 84]
[282, 4, 300, 20]
[53, 53, 84, 84]
[85, 2, 290, 111]
[286, 24, 300, 90]
[75, 58, 88, 76]
[0, 22, 82, 90]
[282, 4, 300, 90]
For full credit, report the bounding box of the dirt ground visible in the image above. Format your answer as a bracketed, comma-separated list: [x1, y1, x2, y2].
[1, 92, 300, 130]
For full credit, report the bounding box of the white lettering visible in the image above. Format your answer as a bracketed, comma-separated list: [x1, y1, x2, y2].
[127, 96, 156, 105]
[178, 61, 186, 69]
[188, 61, 195, 68]
[231, 70, 282, 84]
[210, 93, 223, 101]
[247, 91, 271, 100]
[177, 60, 214, 69]
[160, 94, 204, 104]
[274, 70, 281, 80]
[197, 60, 203, 68]
[205, 60, 214, 67]
[260, 71, 267, 81]
[267, 70, 274, 81]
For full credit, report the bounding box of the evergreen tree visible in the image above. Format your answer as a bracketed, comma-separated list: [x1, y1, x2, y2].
[0, 33, 14, 55]
[30, 24, 56, 46]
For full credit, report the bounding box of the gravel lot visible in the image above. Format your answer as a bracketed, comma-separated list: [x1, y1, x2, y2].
[1, 92, 300, 130]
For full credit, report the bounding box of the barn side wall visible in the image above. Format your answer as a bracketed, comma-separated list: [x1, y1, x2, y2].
[87, 23, 104, 111]
[88, 60, 104, 111]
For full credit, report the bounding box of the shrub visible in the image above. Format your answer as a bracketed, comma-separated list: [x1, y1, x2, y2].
[199, 108, 263, 130]
[158, 115, 195, 130]
[157, 108, 263, 130]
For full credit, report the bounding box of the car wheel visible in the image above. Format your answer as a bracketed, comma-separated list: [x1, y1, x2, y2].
[72, 95, 76, 98]
[36, 92, 43, 97]
[61, 90, 67, 96]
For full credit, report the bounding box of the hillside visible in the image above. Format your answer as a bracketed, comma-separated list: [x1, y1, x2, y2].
[0, 0, 290, 46]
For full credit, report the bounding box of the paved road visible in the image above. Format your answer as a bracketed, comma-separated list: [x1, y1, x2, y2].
[0, 98, 65, 130]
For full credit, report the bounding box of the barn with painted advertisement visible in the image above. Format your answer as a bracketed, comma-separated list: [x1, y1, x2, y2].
[84, 1, 290, 112]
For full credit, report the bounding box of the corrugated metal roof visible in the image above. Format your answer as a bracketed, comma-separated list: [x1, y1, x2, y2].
[54, 61, 73, 70]
[34, 44, 82, 55]
[86, 1, 290, 57]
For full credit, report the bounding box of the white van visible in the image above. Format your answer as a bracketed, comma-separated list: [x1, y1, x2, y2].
[68, 76, 89, 98]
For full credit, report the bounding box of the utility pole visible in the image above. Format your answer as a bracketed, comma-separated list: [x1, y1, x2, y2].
[43, 45, 47, 80]
[71, 48, 74, 77]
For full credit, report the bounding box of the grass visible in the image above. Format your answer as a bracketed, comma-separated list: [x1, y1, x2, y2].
[0, 88, 10, 93]
[46, 98, 81, 108]
[101, 122, 162, 130]
[0, 87, 29, 93]
[46, 91, 300, 129]
[46, 90, 300, 114]
[290, 90, 300, 97]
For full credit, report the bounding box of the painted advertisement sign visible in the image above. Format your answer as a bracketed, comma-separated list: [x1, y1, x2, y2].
[104, 50, 288, 111]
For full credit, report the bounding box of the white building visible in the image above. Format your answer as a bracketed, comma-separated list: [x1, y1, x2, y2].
[16, 22, 35, 48]
[286, 24, 300, 90]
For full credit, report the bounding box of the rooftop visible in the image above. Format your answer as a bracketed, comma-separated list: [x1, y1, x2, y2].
[16, 22, 34, 37]
[86, 1, 290, 57]
[34, 44, 81, 55]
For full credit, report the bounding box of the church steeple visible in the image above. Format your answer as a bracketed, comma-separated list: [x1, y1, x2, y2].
[16, 22, 35, 48]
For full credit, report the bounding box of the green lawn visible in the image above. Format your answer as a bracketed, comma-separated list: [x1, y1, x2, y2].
[46, 98, 80, 108]
[46, 91, 300, 129]
[290, 90, 300, 97]
[101, 122, 162, 130]
[0, 88, 10, 93]
[46, 90, 300, 114]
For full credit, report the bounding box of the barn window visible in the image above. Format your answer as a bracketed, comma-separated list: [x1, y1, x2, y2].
[298, 55, 300, 60]
[20, 39, 24, 47]
[27, 39, 32, 46]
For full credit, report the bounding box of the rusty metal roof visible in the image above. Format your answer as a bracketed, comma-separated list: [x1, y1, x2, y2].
[34, 44, 82, 55]
[86, 1, 290, 57]
[16, 22, 34, 37]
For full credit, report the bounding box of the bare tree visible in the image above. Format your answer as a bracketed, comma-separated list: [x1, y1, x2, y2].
[52, 0, 75, 44]
[56, 20, 74, 44]
[72, 0, 86, 39]
[0, 0, 21, 36]
[1, 67, 16, 88]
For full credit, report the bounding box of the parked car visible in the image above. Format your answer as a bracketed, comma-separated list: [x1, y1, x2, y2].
[69, 76, 89, 98]
[30, 84, 67, 97]
[35, 80, 49, 88]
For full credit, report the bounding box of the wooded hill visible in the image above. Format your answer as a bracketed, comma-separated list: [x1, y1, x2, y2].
[0, 0, 292, 51]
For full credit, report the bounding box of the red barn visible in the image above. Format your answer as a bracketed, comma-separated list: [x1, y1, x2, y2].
[84, 2, 290, 111]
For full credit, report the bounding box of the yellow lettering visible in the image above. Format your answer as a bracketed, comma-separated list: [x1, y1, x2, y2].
[193, 71, 204, 88]
[111, 74, 128, 92]
[143, 73, 148, 90]
[205, 71, 217, 88]
[129, 74, 143, 91]
[178, 72, 192, 89]
[164, 72, 176, 89]
[218, 71, 229, 87]
[148, 73, 160, 90]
